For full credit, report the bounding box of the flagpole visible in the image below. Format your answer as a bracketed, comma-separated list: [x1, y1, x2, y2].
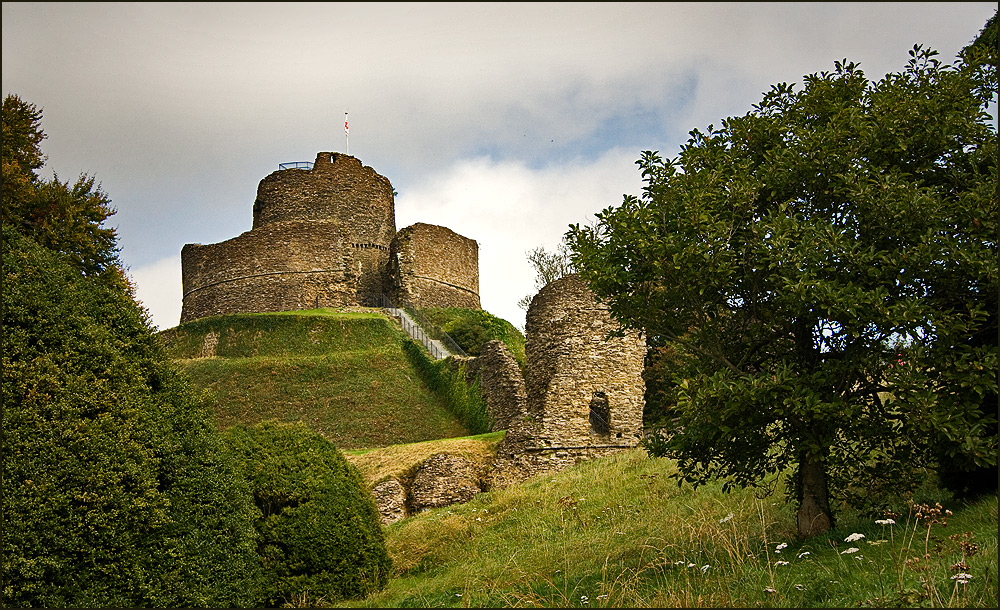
[345, 112, 349, 155]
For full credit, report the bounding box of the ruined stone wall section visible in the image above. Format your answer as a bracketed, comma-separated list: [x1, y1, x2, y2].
[523, 274, 645, 447]
[488, 274, 645, 490]
[389, 223, 480, 309]
[461, 340, 527, 432]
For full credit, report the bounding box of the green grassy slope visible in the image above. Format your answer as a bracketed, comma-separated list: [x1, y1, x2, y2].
[160, 309, 469, 449]
[338, 449, 998, 608]
[419, 307, 526, 367]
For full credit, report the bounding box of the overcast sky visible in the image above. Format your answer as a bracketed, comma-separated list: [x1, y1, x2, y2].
[3, 2, 995, 331]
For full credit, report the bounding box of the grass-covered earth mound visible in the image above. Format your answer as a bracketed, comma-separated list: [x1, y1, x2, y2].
[160, 310, 470, 449]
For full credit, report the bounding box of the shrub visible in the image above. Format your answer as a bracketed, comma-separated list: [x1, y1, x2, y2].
[222, 421, 391, 606]
[420, 307, 526, 367]
[2, 227, 262, 607]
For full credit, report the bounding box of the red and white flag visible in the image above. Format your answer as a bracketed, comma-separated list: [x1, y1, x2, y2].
[344, 115, 349, 135]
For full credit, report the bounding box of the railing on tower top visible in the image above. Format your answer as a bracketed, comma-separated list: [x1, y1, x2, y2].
[278, 161, 314, 170]
[368, 294, 467, 359]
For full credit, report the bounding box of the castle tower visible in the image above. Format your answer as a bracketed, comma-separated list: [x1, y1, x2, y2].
[487, 274, 644, 489]
[180, 153, 396, 322]
[388, 223, 481, 309]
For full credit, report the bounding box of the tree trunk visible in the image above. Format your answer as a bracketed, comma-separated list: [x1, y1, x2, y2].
[797, 453, 833, 537]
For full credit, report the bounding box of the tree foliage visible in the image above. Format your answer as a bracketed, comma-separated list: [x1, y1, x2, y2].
[2, 228, 263, 607]
[222, 421, 391, 607]
[2, 95, 263, 606]
[517, 241, 576, 310]
[567, 43, 997, 537]
[2, 95, 117, 275]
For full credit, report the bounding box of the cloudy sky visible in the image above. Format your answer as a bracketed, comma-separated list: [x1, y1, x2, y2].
[3, 2, 995, 331]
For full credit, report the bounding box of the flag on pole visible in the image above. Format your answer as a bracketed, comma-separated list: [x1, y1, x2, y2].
[344, 112, 349, 155]
[345, 113, 349, 135]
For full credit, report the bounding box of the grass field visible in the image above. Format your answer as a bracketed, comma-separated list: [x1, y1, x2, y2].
[160, 308, 997, 608]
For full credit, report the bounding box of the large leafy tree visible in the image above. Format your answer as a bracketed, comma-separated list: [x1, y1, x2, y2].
[567, 42, 997, 537]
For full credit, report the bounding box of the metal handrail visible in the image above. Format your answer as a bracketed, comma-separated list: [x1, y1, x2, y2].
[402, 305, 468, 357]
[369, 294, 467, 359]
[278, 161, 314, 170]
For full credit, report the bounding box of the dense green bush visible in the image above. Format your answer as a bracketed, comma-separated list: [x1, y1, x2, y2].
[2, 227, 263, 607]
[222, 421, 391, 606]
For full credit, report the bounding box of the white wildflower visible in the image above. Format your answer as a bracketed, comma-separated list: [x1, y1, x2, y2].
[951, 573, 973, 584]
[476, 517, 481, 522]
[580, 595, 589, 604]
[764, 587, 776, 594]
[775, 542, 788, 553]
[797, 551, 811, 558]
[687, 563, 696, 568]
[844, 533, 865, 543]
[719, 512, 734, 523]
[701, 564, 710, 573]
[456, 593, 462, 597]
[875, 518, 895, 526]
[794, 584, 805, 591]
[841, 547, 860, 554]
[775, 561, 790, 566]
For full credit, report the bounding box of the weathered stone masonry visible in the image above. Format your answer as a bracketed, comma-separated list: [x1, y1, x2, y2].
[180, 153, 480, 323]
[389, 223, 480, 310]
[487, 274, 646, 489]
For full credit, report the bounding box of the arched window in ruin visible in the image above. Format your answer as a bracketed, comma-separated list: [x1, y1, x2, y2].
[589, 391, 610, 436]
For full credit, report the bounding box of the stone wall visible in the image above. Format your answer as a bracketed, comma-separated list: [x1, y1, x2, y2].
[462, 340, 527, 432]
[181, 221, 357, 321]
[389, 223, 480, 309]
[252, 152, 395, 242]
[180, 154, 483, 324]
[488, 274, 645, 489]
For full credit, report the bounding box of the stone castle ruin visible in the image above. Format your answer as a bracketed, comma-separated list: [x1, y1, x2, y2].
[180, 152, 480, 323]
[177, 153, 645, 523]
[487, 274, 645, 488]
[374, 275, 646, 522]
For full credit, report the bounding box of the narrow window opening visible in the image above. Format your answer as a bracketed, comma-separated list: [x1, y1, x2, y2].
[589, 391, 610, 436]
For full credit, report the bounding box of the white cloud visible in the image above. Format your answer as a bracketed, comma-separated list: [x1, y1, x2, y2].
[128, 255, 182, 331]
[396, 148, 643, 330]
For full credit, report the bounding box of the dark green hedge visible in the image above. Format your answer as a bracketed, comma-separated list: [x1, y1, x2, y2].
[222, 420, 391, 606]
[2, 227, 262, 607]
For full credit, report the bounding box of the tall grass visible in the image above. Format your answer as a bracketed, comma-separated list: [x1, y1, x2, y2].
[336, 449, 997, 608]
[402, 339, 492, 435]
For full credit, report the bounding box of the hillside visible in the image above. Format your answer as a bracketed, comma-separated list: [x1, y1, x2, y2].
[160, 308, 471, 449]
[338, 447, 998, 609]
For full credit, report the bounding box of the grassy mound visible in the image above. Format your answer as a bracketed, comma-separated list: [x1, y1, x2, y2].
[160, 309, 469, 449]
